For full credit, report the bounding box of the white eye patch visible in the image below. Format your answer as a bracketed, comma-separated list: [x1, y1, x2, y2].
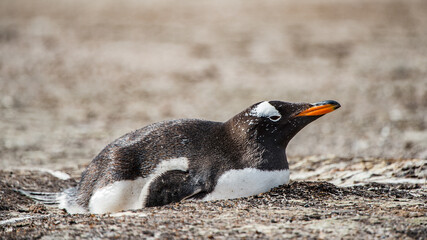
[250, 101, 282, 121]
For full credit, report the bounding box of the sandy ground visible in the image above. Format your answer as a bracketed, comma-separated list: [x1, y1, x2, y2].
[1, 0, 426, 239]
[1, 157, 426, 239]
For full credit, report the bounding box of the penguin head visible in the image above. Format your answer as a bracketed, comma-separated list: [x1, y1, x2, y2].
[231, 100, 340, 148]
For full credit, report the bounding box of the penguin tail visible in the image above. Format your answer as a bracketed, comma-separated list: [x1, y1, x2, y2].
[15, 189, 61, 205]
[16, 188, 87, 214]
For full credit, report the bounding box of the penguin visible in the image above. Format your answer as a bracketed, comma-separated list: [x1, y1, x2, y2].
[21, 100, 340, 213]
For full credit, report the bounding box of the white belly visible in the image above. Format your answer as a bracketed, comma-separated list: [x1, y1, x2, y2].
[202, 168, 290, 201]
[86, 157, 189, 214]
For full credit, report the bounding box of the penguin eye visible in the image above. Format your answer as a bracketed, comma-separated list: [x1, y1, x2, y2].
[268, 115, 281, 122]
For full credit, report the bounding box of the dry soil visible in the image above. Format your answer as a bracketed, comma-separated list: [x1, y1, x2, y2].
[1, 0, 426, 239]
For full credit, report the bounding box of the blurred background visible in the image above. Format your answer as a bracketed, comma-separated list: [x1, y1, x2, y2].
[1, 0, 426, 169]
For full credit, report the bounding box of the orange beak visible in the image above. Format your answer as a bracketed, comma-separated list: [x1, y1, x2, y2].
[296, 100, 340, 117]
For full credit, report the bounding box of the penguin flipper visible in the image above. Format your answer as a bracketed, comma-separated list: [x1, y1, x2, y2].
[144, 170, 203, 207]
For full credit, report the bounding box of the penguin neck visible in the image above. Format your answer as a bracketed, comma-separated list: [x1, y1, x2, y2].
[258, 142, 289, 170]
[223, 119, 289, 171]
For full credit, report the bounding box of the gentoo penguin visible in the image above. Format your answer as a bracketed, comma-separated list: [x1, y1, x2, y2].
[22, 100, 340, 213]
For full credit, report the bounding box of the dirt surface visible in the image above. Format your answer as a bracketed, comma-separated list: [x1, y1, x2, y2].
[1, 0, 427, 239]
[1, 157, 426, 239]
